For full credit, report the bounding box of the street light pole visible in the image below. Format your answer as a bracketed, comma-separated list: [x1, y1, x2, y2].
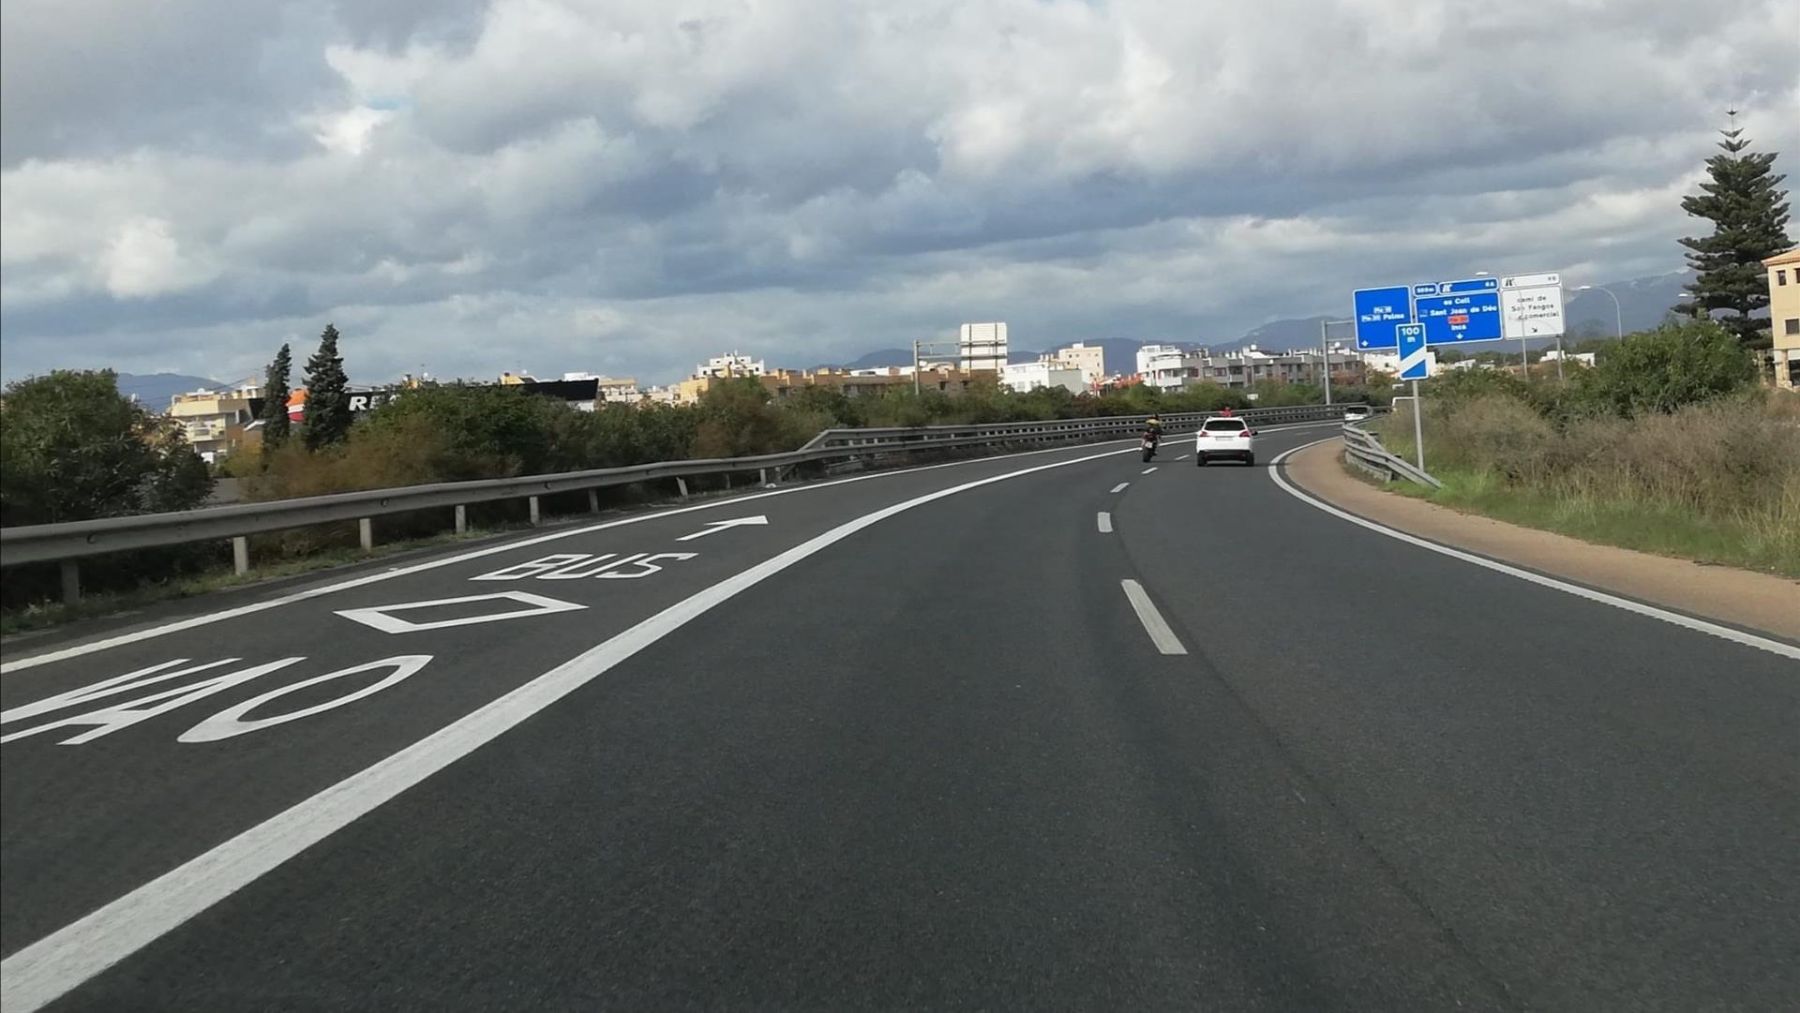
[1577, 285, 1624, 339]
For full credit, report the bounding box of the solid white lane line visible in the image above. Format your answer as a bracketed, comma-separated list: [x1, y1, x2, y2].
[1142, 467, 1157, 475]
[1110, 483, 1129, 493]
[1121, 580, 1188, 655]
[0, 445, 1135, 1013]
[1097, 512, 1114, 533]
[0, 439, 1148, 676]
[1267, 440, 1800, 661]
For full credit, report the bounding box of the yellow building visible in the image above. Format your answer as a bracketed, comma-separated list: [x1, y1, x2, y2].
[168, 382, 263, 462]
[1766, 248, 1800, 389]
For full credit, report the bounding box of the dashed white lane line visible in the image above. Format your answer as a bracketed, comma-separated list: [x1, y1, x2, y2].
[1142, 467, 1158, 475]
[1122, 579, 1188, 655]
[1111, 482, 1130, 493]
[1097, 512, 1114, 533]
[1176, 454, 1190, 460]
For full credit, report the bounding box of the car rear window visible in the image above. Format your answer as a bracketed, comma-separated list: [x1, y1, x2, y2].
[1202, 419, 1247, 432]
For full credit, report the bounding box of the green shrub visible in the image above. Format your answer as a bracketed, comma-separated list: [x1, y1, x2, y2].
[1569, 320, 1757, 418]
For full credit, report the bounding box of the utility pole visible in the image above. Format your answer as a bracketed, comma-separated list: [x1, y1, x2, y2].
[1319, 319, 1333, 406]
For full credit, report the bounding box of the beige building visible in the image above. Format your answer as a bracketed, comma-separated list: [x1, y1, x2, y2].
[1766, 248, 1800, 388]
[168, 381, 263, 463]
[1053, 343, 1106, 387]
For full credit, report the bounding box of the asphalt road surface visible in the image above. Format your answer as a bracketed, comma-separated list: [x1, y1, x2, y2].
[3, 422, 1796, 1012]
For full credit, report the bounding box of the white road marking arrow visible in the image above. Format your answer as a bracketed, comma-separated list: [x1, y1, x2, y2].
[676, 515, 769, 541]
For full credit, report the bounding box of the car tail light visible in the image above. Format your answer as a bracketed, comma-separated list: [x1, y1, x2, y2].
[1240, 430, 1253, 438]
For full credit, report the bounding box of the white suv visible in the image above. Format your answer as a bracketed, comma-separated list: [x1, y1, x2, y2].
[1195, 417, 1256, 466]
[1342, 404, 1372, 422]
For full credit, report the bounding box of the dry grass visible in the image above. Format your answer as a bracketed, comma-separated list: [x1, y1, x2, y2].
[1379, 390, 1800, 575]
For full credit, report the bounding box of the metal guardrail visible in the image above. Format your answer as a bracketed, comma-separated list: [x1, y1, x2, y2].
[799, 404, 1343, 451]
[1342, 419, 1442, 489]
[2, 404, 1350, 602]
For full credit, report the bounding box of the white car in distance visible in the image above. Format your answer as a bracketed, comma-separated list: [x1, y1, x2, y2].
[1195, 417, 1256, 467]
[1342, 404, 1372, 422]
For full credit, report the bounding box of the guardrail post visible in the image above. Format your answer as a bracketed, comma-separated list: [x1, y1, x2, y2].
[587, 489, 600, 514]
[759, 468, 769, 486]
[359, 518, 374, 552]
[528, 496, 542, 526]
[60, 560, 80, 605]
[232, 537, 250, 576]
[455, 505, 468, 534]
[676, 477, 689, 500]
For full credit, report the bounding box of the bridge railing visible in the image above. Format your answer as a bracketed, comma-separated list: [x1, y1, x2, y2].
[1, 404, 1352, 602]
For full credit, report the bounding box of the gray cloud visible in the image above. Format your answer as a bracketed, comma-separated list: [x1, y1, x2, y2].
[2, 0, 1796, 388]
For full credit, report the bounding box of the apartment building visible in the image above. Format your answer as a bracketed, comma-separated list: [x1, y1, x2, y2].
[1001, 360, 1085, 395]
[168, 381, 263, 463]
[1053, 343, 1106, 387]
[1766, 248, 1800, 389]
[1137, 347, 1366, 391]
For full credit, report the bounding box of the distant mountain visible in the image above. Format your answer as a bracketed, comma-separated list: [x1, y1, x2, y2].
[115, 372, 226, 408]
[1226, 316, 1333, 353]
[838, 348, 913, 369]
[1564, 271, 1694, 336]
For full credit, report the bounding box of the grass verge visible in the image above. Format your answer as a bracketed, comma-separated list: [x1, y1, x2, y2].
[1375, 463, 1800, 578]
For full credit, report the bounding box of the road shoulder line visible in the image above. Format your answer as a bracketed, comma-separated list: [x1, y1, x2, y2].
[1270, 440, 1800, 659]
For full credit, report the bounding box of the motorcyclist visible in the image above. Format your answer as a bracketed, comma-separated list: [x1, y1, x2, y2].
[1143, 414, 1163, 445]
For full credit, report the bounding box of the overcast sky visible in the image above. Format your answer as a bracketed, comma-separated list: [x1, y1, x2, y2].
[2, 0, 1795, 386]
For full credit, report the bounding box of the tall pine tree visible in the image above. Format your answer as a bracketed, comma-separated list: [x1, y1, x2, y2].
[259, 342, 292, 450]
[302, 324, 353, 450]
[1675, 112, 1793, 349]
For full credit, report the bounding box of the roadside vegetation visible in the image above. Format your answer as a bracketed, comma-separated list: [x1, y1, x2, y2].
[0, 348, 1387, 619]
[1374, 321, 1800, 577]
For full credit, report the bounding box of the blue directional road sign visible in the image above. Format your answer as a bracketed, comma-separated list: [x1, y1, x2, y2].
[1396, 323, 1430, 380]
[1352, 286, 1413, 349]
[1414, 277, 1501, 344]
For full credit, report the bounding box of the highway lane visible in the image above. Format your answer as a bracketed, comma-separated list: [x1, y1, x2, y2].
[0, 434, 1214, 966]
[4, 420, 1795, 1010]
[18, 423, 1498, 1012]
[1115, 440, 1800, 1009]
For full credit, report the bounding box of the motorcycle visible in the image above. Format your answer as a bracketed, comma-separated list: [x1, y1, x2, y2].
[1140, 431, 1159, 462]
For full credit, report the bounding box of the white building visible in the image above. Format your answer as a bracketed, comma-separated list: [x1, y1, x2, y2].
[697, 352, 767, 378]
[1053, 342, 1106, 387]
[1361, 348, 1439, 376]
[959, 322, 1008, 374]
[1001, 361, 1086, 395]
[1135, 345, 1188, 388]
[1540, 350, 1596, 366]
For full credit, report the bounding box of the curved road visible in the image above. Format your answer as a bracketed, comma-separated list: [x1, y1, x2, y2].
[2, 422, 1796, 1011]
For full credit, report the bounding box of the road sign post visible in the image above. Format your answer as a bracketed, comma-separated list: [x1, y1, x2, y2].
[1395, 323, 1430, 474]
[1412, 381, 1425, 474]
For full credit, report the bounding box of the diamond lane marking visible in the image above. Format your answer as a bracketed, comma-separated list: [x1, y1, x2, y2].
[335, 592, 587, 634]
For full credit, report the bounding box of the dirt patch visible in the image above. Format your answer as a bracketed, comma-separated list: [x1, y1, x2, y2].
[1287, 440, 1800, 641]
